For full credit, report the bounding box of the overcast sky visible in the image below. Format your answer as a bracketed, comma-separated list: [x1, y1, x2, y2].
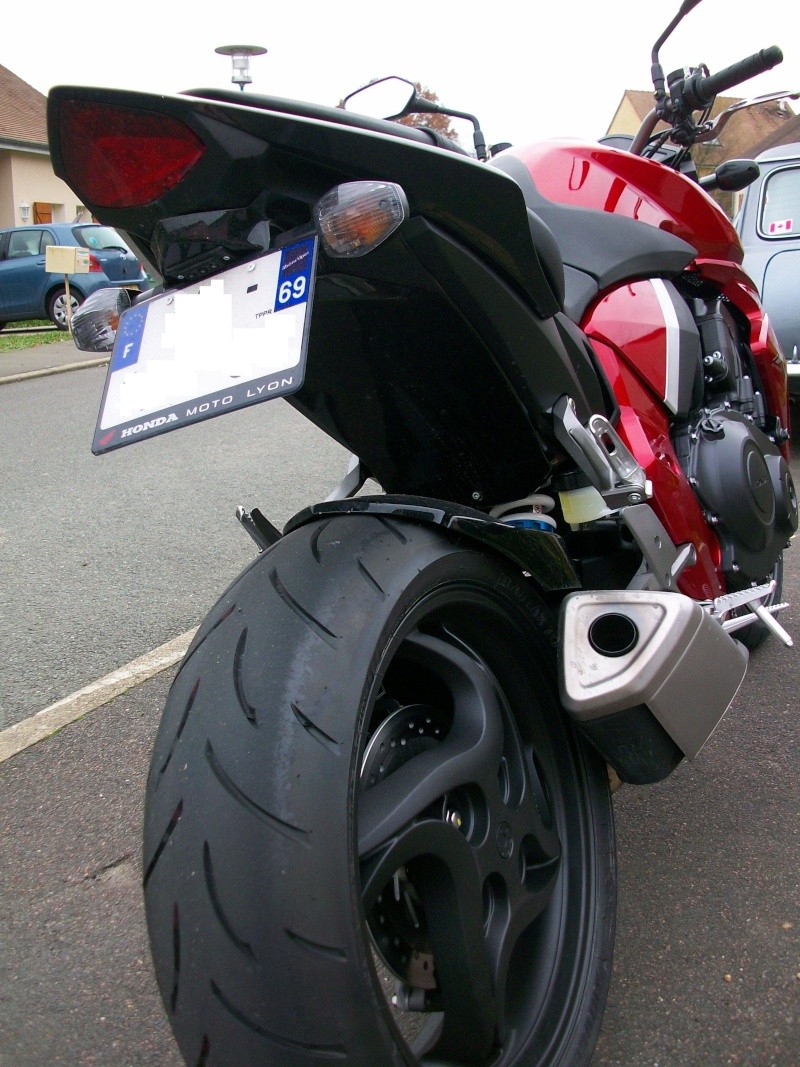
[5, 0, 798, 149]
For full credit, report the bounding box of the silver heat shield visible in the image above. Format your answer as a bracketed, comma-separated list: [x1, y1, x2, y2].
[559, 590, 748, 758]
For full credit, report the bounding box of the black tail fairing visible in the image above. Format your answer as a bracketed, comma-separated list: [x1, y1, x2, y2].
[293, 216, 610, 505]
[48, 85, 612, 505]
[47, 86, 561, 309]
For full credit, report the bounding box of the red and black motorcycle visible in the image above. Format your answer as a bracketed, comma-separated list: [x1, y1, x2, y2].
[48, 0, 797, 1063]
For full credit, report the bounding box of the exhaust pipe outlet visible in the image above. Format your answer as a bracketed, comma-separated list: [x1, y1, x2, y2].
[559, 591, 748, 777]
[587, 613, 640, 658]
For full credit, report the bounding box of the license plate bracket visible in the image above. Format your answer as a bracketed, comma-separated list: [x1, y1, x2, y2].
[93, 236, 316, 453]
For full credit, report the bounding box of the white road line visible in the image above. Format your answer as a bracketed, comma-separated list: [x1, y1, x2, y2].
[0, 628, 198, 764]
[0, 356, 110, 386]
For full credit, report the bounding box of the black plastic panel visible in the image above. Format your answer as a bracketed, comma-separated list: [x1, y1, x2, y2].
[47, 85, 562, 316]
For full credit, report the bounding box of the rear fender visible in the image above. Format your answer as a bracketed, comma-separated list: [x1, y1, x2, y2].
[283, 496, 580, 594]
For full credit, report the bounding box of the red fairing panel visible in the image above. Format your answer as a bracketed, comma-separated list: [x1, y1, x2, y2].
[513, 141, 743, 264]
[513, 140, 787, 435]
[585, 279, 688, 414]
[583, 290, 725, 601]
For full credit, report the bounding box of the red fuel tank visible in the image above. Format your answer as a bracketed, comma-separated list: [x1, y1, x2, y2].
[511, 141, 742, 264]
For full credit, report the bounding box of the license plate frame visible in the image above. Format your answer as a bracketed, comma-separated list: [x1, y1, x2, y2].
[93, 236, 316, 454]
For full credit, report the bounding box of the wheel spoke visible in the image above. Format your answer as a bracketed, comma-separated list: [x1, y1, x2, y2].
[518, 747, 561, 864]
[361, 819, 498, 1061]
[412, 860, 498, 1059]
[358, 632, 504, 856]
[486, 857, 562, 1027]
[361, 819, 460, 909]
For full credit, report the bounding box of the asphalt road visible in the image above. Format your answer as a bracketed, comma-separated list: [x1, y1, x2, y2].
[0, 364, 348, 730]
[1, 358, 798, 1065]
[1, 603, 797, 1066]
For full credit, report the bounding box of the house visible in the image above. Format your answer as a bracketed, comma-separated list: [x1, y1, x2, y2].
[0, 63, 88, 229]
[746, 111, 800, 158]
[605, 88, 799, 214]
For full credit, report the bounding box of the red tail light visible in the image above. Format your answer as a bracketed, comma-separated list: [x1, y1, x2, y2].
[88, 253, 102, 272]
[58, 101, 205, 208]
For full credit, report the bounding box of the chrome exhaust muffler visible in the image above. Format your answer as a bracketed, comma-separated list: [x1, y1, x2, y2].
[559, 590, 748, 762]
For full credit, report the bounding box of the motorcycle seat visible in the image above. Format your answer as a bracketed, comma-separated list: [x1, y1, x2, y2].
[183, 87, 470, 153]
[491, 154, 697, 321]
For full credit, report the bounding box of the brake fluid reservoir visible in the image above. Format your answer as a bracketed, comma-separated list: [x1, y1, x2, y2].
[555, 473, 611, 526]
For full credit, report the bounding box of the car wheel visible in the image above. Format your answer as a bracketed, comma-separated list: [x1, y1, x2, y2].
[47, 287, 84, 330]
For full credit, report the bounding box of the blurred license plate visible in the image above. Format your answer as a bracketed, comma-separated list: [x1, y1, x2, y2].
[93, 237, 316, 454]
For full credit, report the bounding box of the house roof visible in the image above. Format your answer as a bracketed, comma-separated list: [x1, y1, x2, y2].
[0, 63, 48, 147]
[607, 89, 796, 167]
[748, 111, 800, 158]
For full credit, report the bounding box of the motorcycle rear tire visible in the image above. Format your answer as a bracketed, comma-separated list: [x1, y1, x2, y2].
[144, 516, 616, 1067]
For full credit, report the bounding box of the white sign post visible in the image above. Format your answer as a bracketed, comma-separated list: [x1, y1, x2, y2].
[44, 245, 90, 332]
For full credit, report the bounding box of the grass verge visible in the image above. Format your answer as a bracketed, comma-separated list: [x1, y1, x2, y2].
[0, 322, 62, 353]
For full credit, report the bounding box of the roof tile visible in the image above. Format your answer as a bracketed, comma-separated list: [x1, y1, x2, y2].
[0, 63, 48, 146]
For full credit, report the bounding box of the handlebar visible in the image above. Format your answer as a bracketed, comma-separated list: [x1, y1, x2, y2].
[682, 46, 783, 110]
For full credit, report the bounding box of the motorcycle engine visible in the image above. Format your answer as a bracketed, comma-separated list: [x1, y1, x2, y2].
[674, 409, 797, 581]
[672, 295, 797, 582]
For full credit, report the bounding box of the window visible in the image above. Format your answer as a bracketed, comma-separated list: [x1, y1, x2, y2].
[759, 166, 800, 238]
[7, 230, 44, 258]
[71, 225, 131, 252]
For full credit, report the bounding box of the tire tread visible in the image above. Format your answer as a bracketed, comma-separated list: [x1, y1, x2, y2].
[144, 517, 615, 1066]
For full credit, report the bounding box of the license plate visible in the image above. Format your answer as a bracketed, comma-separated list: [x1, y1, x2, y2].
[93, 237, 316, 453]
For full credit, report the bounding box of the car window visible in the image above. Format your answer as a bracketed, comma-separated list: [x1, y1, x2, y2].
[760, 166, 800, 238]
[72, 225, 130, 252]
[7, 230, 44, 258]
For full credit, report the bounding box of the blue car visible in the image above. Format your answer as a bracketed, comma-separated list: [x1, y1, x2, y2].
[0, 223, 149, 330]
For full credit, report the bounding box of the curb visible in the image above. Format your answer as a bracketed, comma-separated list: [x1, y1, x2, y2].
[0, 356, 109, 385]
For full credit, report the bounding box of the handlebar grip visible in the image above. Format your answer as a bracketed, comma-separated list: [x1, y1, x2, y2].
[684, 46, 783, 109]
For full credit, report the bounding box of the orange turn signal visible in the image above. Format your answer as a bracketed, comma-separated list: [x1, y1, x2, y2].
[314, 181, 408, 258]
[70, 287, 133, 352]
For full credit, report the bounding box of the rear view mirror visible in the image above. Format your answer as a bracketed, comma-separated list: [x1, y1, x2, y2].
[342, 77, 417, 120]
[700, 159, 760, 194]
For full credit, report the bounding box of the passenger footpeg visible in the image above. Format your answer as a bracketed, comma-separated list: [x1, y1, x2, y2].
[553, 396, 651, 511]
[712, 581, 793, 647]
